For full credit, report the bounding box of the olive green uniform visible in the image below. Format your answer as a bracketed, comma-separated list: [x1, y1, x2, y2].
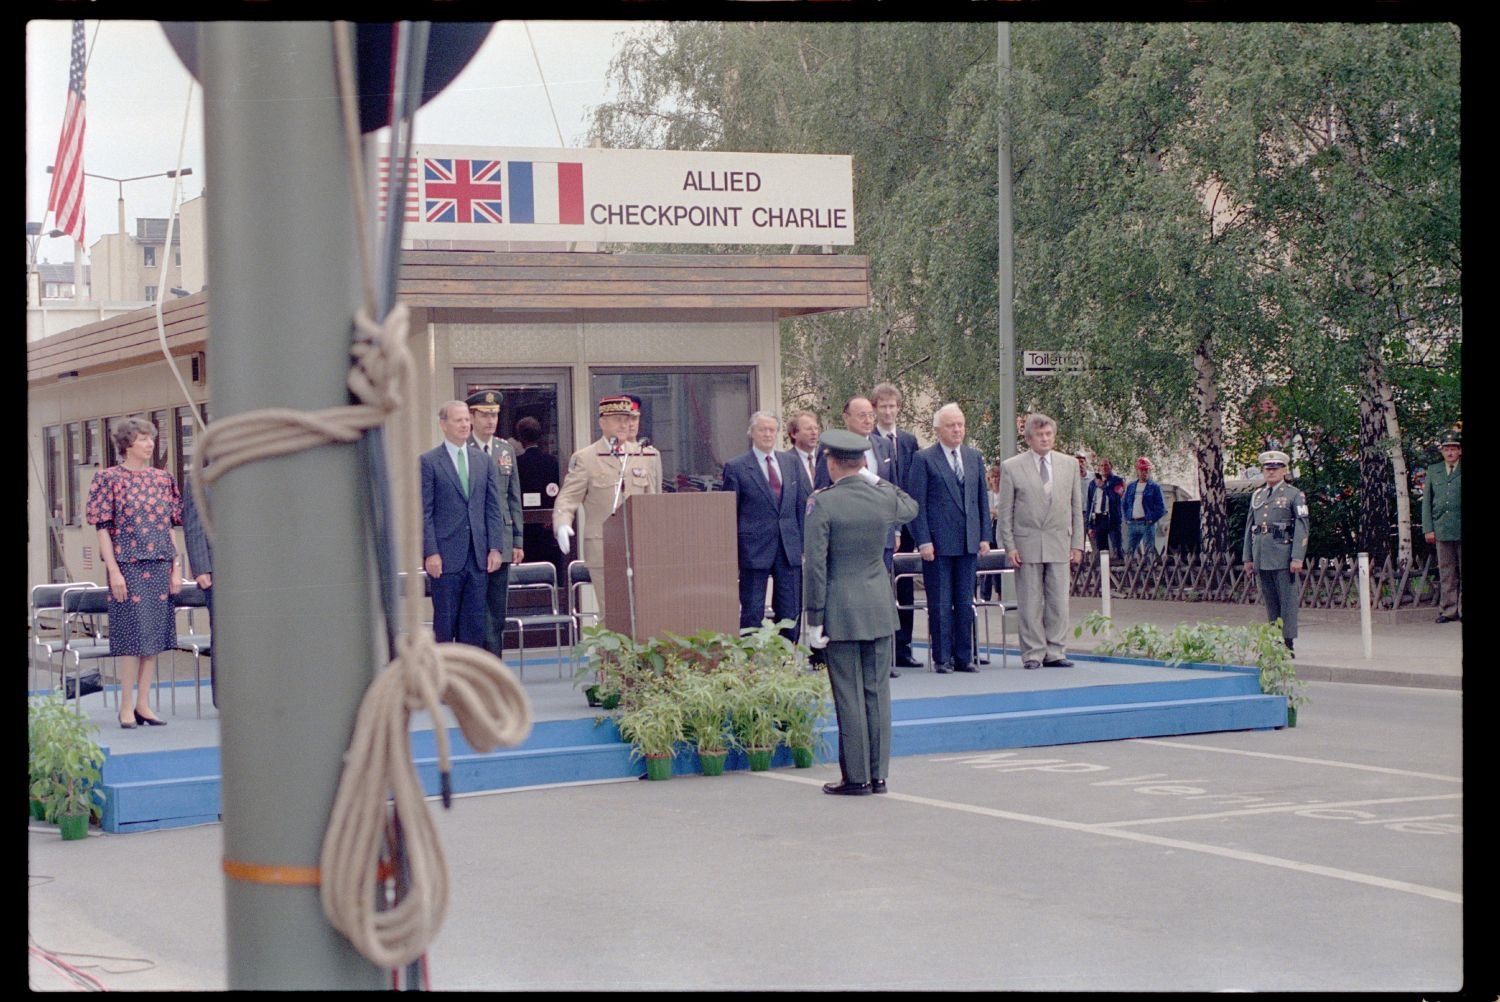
[1421, 459, 1461, 618]
[803, 476, 919, 786]
[552, 437, 662, 618]
[1242, 481, 1310, 641]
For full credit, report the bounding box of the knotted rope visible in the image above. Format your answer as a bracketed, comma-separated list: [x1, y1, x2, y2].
[197, 21, 533, 972]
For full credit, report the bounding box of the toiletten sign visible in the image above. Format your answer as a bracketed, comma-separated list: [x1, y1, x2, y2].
[379, 144, 855, 245]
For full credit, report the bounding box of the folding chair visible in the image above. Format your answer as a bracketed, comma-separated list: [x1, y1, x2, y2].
[890, 551, 928, 669]
[172, 583, 212, 717]
[973, 549, 1018, 668]
[504, 562, 577, 678]
[567, 560, 597, 638]
[57, 585, 119, 715]
[30, 582, 94, 693]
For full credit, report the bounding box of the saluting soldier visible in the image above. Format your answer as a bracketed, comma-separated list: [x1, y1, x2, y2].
[552, 394, 663, 619]
[1242, 450, 1310, 655]
[803, 430, 919, 797]
[1421, 426, 1462, 623]
[466, 390, 526, 659]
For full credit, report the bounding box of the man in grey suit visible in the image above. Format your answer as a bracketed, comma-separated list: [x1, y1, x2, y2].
[997, 413, 1084, 670]
[181, 474, 216, 707]
[803, 430, 919, 796]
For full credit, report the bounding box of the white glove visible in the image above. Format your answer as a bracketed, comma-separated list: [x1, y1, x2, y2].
[555, 524, 574, 553]
[805, 625, 829, 650]
[857, 467, 880, 484]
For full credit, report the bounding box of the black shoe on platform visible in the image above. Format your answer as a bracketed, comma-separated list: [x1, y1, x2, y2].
[823, 781, 872, 796]
[1042, 658, 1074, 668]
[134, 710, 168, 727]
[933, 664, 953, 674]
[895, 654, 921, 668]
[952, 663, 979, 673]
[870, 780, 888, 794]
[1023, 660, 1041, 670]
[889, 669, 901, 678]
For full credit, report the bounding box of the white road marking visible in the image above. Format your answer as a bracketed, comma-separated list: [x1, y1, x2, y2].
[755, 772, 1462, 905]
[1091, 793, 1462, 828]
[1125, 738, 1462, 783]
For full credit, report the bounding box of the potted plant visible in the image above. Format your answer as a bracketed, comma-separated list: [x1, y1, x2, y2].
[679, 671, 739, 776]
[615, 688, 685, 780]
[574, 625, 664, 711]
[28, 693, 106, 839]
[730, 671, 785, 771]
[1251, 620, 1308, 727]
[777, 669, 832, 769]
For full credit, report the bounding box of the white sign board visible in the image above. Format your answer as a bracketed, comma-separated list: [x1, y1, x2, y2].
[379, 144, 855, 246]
[1023, 350, 1087, 376]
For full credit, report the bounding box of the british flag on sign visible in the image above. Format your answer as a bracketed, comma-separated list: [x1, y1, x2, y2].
[423, 158, 504, 223]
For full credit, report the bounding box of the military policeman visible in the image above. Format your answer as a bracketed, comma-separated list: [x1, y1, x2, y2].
[553, 394, 663, 619]
[803, 430, 919, 796]
[466, 390, 526, 659]
[1242, 450, 1309, 654]
[1421, 426, 1462, 623]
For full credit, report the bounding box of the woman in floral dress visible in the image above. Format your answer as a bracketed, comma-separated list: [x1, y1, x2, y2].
[85, 416, 182, 728]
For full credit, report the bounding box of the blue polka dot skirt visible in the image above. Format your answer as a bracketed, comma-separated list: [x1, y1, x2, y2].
[108, 559, 178, 657]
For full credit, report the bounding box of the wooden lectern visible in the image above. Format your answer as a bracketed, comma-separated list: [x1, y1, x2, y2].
[600, 492, 739, 641]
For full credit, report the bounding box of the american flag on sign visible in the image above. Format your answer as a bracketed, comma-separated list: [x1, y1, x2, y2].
[423, 158, 504, 224]
[47, 20, 87, 244]
[377, 156, 419, 223]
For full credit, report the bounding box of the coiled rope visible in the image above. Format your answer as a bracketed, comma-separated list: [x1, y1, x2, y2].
[195, 21, 532, 971]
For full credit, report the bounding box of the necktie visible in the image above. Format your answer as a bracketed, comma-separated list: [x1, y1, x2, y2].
[806, 452, 815, 483]
[951, 449, 963, 481]
[766, 454, 782, 501]
[887, 433, 898, 478]
[1040, 455, 1051, 488]
[457, 446, 469, 497]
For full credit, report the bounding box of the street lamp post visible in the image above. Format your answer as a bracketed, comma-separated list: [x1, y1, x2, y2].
[46, 165, 194, 238]
[26, 220, 65, 307]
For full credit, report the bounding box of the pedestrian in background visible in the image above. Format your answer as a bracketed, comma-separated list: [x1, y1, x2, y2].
[1242, 450, 1309, 655]
[1421, 426, 1462, 623]
[1121, 457, 1166, 556]
[1086, 459, 1125, 561]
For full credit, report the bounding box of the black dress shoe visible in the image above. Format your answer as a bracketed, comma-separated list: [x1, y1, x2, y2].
[823, 781, 872, 796]
[895, 655, 921, 668]
[1042, 658, 1075, 667]
[933, 664, 953, 674]
[870, 779, 888, 794]
[1023, 660, 1041, 670]
[1435, 614, 1455, 624]
[134, 710, 168, 727]
[890, 668, 901, 678]
[952, 663, 979, 673]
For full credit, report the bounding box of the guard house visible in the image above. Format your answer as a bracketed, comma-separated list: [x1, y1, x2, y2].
[26, 145, 869, 590]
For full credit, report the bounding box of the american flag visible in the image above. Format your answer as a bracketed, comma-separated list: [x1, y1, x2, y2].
[377, 156, 419, 223]
[423, 158, 504, 224]
[46, 20, 87, 245]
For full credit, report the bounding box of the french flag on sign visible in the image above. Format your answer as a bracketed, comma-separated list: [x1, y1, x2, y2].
[507, 161, 584, 225]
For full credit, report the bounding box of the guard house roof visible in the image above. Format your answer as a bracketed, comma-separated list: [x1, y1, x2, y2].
[27, 250, 869, 385]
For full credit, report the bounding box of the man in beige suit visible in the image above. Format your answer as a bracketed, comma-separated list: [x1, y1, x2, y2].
[553, 394, 663, 619]
[997, 413, 1085, 670]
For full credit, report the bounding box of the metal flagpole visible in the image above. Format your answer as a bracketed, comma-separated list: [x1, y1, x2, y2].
[199, 22, 385, 990]
[997, 22, 1017, 463]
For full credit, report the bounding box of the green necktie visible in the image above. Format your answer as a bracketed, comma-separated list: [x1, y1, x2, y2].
[457, 446, 469, 497]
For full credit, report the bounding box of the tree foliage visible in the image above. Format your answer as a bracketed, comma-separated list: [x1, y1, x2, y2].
[587, 21, 1460, 561]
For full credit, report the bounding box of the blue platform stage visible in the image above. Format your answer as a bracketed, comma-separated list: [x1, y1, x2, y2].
[51, 645, 1288, 834]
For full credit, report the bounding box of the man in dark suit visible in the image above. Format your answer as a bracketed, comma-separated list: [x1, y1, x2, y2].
[908, 403, 992, 673]
[181, 473, 217, 706]
[721, 411, 807, 642]
[873, 382, 921, 668]
[421, 399, 504, 647]
[465, 390, 525, 659]
[804, 430, 919, 796]
[786, 410, 821, 495]
[815, 395, 900, 674]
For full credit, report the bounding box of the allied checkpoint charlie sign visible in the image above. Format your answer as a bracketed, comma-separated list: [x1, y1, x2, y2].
[380, 144, 855, 245]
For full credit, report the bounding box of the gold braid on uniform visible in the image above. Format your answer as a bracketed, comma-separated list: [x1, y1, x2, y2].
[198, 24, 534, 972]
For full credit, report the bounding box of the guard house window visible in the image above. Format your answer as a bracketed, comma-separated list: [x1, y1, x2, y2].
[66, 423, 83, 526]
[145, 286, 158, 302]
[43, 426, 64, 577]
[590, 367, 755, 492]
[174, 404, 206, 487]
[144, 245, 157, 268]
